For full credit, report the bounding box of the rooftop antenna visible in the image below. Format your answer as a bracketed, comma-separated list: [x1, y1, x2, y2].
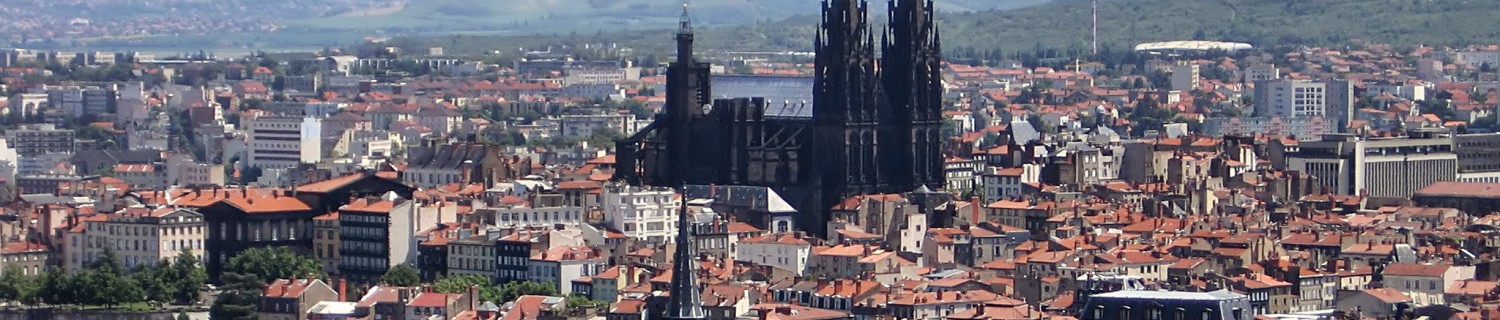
[1091, 0, 1098, 56]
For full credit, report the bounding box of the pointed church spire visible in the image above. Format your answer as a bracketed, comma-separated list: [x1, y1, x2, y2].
[678, 1, 694, 35]
[665, 185, 706, 320]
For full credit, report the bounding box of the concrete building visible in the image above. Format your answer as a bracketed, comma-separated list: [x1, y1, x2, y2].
[490, 206, 585, 229]
[1202, 116, 1331, 141]
[1454, 133, 1500, 183]
[1254, 80, 1352, 124]
[337, 196, 421, 285]
[602, 183, 680, 244]
[1170, 63, 1200, 91]
[7, 93, 46, 117]
[243, 115, 322, 169]
[558, 113, 641, 139]
[1287, 131, 1456, 198]
[6, 124, 74, 156]
[1244, 63, 1280, 82]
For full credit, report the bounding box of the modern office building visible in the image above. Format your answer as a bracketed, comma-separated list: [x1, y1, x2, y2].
[1287, 130, 1456, 198]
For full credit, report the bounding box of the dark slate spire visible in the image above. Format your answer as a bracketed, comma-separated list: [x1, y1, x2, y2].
[664, 186, 705, 320]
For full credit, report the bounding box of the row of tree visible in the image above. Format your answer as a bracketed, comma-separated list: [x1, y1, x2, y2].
[0, 248, 207, 308]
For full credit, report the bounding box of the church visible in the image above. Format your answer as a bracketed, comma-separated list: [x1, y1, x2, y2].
[615, 0, 946, 236]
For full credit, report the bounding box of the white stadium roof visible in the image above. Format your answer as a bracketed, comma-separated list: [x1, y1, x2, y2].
[1134, 41, 1254, 52]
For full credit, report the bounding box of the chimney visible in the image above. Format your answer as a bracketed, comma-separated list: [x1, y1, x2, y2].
[970, 196, 981, 223]
[338, 278, 347, 301]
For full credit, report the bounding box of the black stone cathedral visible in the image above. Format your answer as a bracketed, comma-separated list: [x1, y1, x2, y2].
[616, 0, 945, 236]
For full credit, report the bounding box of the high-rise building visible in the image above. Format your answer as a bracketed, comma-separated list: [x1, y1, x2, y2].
[243, 115, 322, 169]
[1170, 63, 1200, 91]
[1255, 79, 1328, 118]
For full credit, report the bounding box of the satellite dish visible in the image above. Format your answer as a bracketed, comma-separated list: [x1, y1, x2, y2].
[701, 103, 713, 114]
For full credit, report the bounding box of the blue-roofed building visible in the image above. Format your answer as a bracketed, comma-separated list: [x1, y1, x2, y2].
[1081, 290, 1254, 320]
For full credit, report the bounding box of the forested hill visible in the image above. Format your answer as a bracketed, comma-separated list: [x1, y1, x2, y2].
[939, 0, 1500, 55]
[389, 0, 1500, 60]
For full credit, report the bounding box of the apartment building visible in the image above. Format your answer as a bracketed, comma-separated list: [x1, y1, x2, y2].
[243, 115, 323, 169]
[76, 207, 205, 272]
[602, 183, 680, 245]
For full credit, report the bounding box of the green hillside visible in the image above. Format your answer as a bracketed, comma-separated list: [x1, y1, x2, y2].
[293, 0, 1051, 34]
[395, 0, 1500, 60]
[939, 0, 1500, 53]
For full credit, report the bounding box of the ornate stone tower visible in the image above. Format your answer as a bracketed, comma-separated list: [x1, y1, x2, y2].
[882, 0, 945, 190]
[814, 0, 887, 201]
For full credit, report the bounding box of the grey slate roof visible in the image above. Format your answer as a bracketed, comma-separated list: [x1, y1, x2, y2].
[710, 75, 814, 118]
[685, 185, 797, 213]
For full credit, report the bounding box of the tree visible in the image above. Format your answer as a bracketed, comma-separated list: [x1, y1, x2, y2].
[565, 295, 599, 312]
[0, 267, 36, 304]
[210, 272, 263, 320]
[170, 249, 209, 304]
[585, 128, 625, 150]
[381, 264, 422, 287]
[497, 281, 558, 302]
[131, 264, 172, 303]
[224, 247, 323, 283]
[433, 275, 502, 302]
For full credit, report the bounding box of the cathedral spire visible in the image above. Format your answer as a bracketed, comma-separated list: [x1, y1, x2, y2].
[664, 185, 705, 320]
[675, 1, 696, 65]
[678, 2, 693, 35]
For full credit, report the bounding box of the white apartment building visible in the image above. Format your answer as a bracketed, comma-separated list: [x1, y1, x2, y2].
[1366, 82, 1428, 101]
[491, 206, 585, 229]
[1255, 79, 1327, 118]
[243, 115, 322, 169]
[558, 114, 640, 139]
[737, 233, 811, 276]
[73, 207, 205, 272]
[602, 183, 680, 244]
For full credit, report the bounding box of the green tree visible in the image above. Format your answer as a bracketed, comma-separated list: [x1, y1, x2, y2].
[585, 128, 625, 150]
[0, 267, 36, 303]
[171, 248, 209, 304]
[498, 281, 559, 302]
[432, 275, 502, 302]
[565, 295, 599, 312]
[225, 247, 323, 283]
[131, 264, 173, 303]
[210, 272, 263, 320]
[381, 264, 422, 287]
